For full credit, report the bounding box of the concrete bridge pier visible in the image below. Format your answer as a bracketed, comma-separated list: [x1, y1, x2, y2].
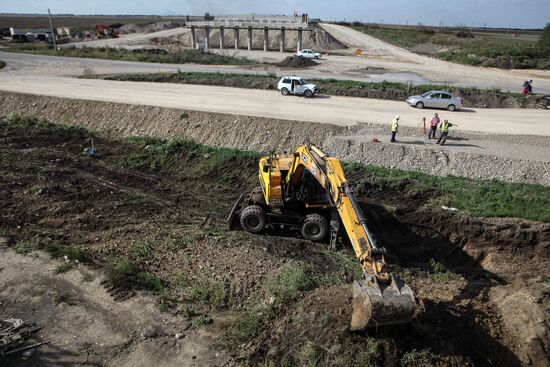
[204, 27, 210, 50]
[190, 27, 196, 49]
[297, 28, 302, 52]
[234, 28, 239, 50]
[219, 27, 224, 50]
[280, 28, 285, 52]
[247, 27, 252, 51]
[263, 28, 269, 51]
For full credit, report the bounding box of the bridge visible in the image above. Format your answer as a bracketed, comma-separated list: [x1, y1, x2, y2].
[186, 14, 312, 52]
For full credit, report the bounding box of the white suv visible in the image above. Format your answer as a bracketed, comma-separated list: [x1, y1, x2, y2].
[277, 76, 318, 98]
[296, 49, 322, 59]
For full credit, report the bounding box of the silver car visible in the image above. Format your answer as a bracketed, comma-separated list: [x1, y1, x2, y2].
[406, 91, 464, 111]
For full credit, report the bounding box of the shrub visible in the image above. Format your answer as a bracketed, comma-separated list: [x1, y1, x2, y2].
[266, 265, 317, 303]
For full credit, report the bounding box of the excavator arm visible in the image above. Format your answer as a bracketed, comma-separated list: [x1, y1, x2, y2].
[286, 145, 415, 328]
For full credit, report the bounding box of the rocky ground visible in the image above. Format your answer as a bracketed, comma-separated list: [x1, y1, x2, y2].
[0, 118, 548, 366]
[1, 92, 549, 186]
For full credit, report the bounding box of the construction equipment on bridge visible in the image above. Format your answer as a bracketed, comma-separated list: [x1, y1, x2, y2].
[95, 24, 119, 38]
[227, 144, 416, 329]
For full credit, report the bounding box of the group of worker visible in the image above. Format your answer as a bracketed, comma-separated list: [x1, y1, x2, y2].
[390, 113, 453, 145]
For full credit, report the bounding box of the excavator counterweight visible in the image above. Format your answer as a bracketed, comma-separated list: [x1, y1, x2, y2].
[227, 144, 416, 329]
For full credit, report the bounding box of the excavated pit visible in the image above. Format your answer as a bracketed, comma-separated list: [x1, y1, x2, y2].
[0, 116, 548, 366]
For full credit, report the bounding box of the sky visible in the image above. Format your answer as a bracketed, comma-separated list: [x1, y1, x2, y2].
[1, 0, 549, 28]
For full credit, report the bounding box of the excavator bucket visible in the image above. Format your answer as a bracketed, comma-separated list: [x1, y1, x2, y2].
[351, 275, 416, 330]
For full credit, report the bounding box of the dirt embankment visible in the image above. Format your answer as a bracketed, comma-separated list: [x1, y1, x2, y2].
[1, 91, 549, 186]
[0, 121, 547, 366]
[104, 73, 548, 109]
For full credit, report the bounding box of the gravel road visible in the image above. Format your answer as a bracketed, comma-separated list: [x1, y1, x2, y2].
[0, 54, 548, 137]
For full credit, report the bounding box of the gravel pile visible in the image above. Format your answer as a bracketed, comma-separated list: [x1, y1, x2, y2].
[276, 55, 318, 68]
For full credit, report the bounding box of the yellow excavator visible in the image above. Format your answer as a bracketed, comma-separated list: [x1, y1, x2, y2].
[227, 144, 415, 329]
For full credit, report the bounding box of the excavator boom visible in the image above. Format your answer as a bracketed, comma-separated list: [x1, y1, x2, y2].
[229, 144, 416, 329]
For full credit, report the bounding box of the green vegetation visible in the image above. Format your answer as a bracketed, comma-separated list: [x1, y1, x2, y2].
[104, 257, 165, 292]
[55, 262, 74, 274]
[344, 163, 550, 222]
[194, 314, 214, 327]
[266, 265, 317, 303]
[45, 243, 92, 263]
[0, 60, 6, 69]
[353, 24, 549, 69]
[5, 44, 255, 65]
[121, 134, 260, 171]
[400, 348, 438, 367]
[429, 259, 460, 282]
[130, 241, 155, 261]
[540, 24, 550, 48]
[108, 71, 517, 97]
[186, 278, 227, 309]
[300, 341, 328, 367]
[53, 291, 70, 305]
[224, 296, 275, 345]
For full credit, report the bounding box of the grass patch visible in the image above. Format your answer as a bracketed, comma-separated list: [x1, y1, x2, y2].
[300, 341, 328, 367]
[0, 60, 6, 69]
[266, 265, 317, 304]
[104, 257, 165, 292]
[187, 278, 227, 309]
[2, 114, 89, 135]
[345, 163, 550, 222]
[5, 44, 255, 65]
[55, 262, 73, 274]
[224, 296, 274, 346]
[194, 315, 213, 327]
[353, 24, 549, 69]
[400, 348, 438, 367]
[45, 243, 92, 263]
[429, 259, 460, 282]
[53, 291, 70, 305]
[130, 241, 155, 261]
[106, 71, 517, 98]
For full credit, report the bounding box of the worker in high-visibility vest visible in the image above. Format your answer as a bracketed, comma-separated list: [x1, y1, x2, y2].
[390, 116, 400, 142]
[436, 119, 453, 145]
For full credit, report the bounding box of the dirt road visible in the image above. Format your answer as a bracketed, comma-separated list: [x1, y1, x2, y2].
[319, 23, 550, 94]
[0, 64, 548, 137]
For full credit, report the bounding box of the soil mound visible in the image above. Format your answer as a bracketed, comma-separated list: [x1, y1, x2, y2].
[276, 55, 318, 68]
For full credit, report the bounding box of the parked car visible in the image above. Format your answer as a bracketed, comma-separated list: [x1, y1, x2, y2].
[277, 76, 318, 98]
[296, 49, 322, 59]
[406, 91, 464, 111]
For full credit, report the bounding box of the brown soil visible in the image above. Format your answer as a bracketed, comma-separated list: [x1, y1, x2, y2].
[104, 73, 548, 109]
[275, 55, 319, 68]
[0, 119, 548, 366]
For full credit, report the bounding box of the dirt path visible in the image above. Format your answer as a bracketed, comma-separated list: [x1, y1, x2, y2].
[319, 23, 550, 94]
[63, 27, 191, 48]
[0, 247, 231, 367]
[0, 57, 549, 137]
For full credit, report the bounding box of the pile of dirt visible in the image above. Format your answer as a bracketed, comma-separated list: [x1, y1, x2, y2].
[275, 55, 318, 68]
[119, 21, 181, 35]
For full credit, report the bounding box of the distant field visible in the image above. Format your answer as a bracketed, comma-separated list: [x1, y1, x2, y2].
[349, 23, 549, 70]
[0, 14, 185, 32]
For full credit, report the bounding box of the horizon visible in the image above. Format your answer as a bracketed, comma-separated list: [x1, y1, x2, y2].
[0, 0, 549, 28]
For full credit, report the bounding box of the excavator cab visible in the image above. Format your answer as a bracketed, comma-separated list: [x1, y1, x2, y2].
[227, 144, 416, 329]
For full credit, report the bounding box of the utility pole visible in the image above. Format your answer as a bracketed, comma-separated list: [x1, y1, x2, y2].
[47, 8, 57, 50]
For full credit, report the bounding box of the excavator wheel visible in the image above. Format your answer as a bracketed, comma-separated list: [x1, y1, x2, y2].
[240, 205, 266, 234]
[301, 213, 328, 242]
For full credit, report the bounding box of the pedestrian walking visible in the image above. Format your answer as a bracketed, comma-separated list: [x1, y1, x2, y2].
[390, 116, 399, 142]
[428, 113, 440, 139]
[436, 119, 453, 145]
